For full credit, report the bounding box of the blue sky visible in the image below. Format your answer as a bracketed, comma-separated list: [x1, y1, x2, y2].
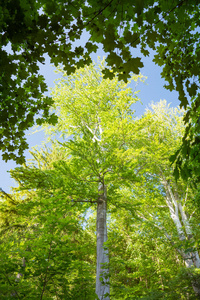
[0, 41, 180, 193]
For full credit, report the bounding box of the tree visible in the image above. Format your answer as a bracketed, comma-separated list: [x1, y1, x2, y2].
[121, 101, 200, 296]
[0, 147, 97, 299]
[1, 0, 200, 165]
[6, 61, 144, 299]
[43, 61, 145, 299]
[95, 101, 200, 299]
[107, 209, 197, 299]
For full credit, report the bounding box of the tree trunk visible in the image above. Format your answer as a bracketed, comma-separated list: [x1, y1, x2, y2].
[161, 176, 200, 297]
[96, 181, 110, 300]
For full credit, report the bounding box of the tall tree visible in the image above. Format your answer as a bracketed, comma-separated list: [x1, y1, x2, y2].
[41, 61, 145, 299]
[5, 61, 143, 299]
[95, 101, 200, 299]
[123, 101, 200, 296]
[1, 0, 199, 164]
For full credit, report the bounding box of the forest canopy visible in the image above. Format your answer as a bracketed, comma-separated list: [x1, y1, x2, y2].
[0, 63, 200, 299]
[1, 0, 200, 169]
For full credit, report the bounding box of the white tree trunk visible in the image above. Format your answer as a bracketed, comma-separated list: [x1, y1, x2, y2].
[161, 176, 200, 296]
[96, 181, 110, 300]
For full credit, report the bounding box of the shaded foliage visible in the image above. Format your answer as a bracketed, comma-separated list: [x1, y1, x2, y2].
[1, 0, 200, 166]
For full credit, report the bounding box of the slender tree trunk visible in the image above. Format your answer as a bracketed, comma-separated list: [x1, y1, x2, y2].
[96, 181, 110, 300]
[161, 175, 200, 296]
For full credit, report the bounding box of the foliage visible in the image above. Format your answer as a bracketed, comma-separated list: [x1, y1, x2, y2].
[0, 148, 96, 299]
[106, 101, 200, 299]
[1, 0, 200, 165]
[1, 62, 200, 298]
[41, 61, 145, 299]
[43, 60, 144, 196]
[170, 105, 200, 184]
[0, 62, 145, 299]
[107, 215, 197, 299]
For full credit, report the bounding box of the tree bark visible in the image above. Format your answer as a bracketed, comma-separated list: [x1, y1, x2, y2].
[161, 176, 200, 296]
[96, 181, 110, 300]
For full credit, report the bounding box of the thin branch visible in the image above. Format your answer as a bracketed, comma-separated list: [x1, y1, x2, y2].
[0, 188, 15, 203]
[147, 205, 168, 208]
[3, 272, 20, 299]
[183, 185, 188, 206]
[85, 123, 101, 142]
[85, 0, 115, 26]
[129, 0, 187, 48]
[137, 212, 164, 231]
[71, 199, 98, 203]
[189, 210, 196, 221]
[135, 162, 148, 175]
[136, 213, 183, 255]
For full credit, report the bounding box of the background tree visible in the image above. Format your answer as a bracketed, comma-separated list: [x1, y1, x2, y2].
[0, 146, 97, 299]
[107, 204, 199, 299]
[111, 100, 200, 297]
[1, 0, 200, 167]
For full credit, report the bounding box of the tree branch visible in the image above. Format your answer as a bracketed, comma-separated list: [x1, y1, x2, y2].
[70, 197, 97, 204]
[0, 188, 15, 203]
